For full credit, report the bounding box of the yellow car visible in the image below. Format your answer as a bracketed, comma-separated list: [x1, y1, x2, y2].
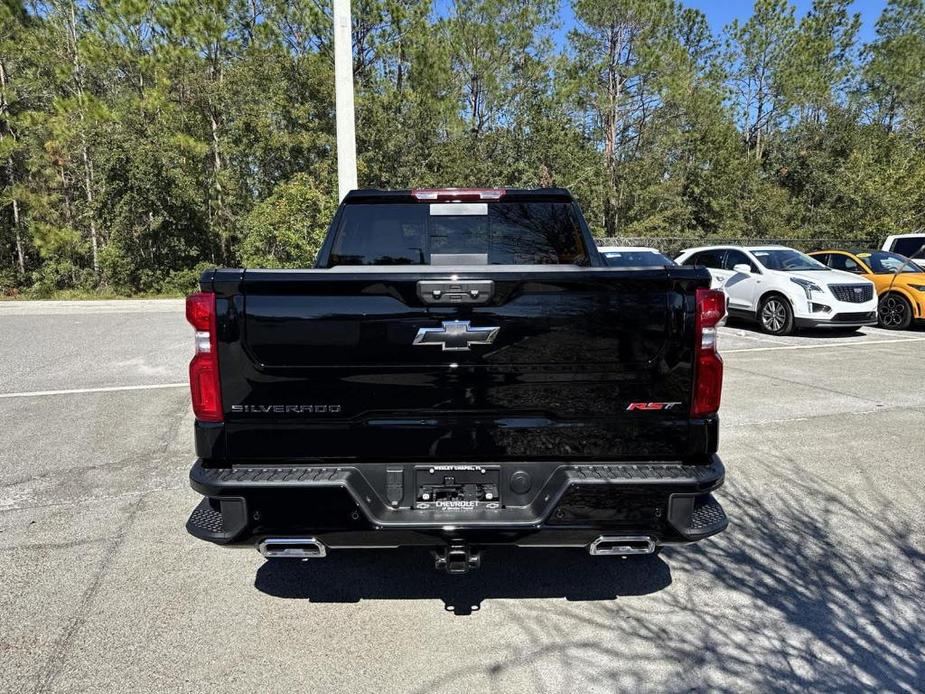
[809, 250, 925, 330]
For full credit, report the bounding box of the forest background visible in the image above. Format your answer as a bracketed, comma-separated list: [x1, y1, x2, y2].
[2, 0, 923, 297]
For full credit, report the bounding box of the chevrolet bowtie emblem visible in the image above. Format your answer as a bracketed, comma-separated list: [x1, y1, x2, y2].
[413, 321, 499, 351]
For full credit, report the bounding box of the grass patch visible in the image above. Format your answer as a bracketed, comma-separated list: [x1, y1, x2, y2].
[0, 289, 185, 301]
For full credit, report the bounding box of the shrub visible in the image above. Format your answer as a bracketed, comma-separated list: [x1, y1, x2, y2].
[239, 174, 336, 269]
[0, 267, 21, 297]
[159, 262, 214, 296]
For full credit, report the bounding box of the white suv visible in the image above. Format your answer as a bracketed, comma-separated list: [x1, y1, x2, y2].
[675, 245, 878, 335]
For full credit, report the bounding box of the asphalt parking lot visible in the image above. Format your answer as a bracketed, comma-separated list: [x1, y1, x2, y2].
[1, 300, 923, 693]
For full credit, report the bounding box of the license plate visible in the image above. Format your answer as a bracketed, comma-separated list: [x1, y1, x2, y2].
[413, 465, 501, 510]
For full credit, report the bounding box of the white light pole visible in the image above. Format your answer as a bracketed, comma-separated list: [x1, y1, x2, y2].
[333, 0, 358, 201]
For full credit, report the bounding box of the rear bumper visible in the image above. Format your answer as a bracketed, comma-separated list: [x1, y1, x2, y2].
[186, 456, 727, 550]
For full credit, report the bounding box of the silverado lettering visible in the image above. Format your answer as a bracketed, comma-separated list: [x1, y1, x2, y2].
[184, 187, 729, 573]
[230, 404, 343, 414]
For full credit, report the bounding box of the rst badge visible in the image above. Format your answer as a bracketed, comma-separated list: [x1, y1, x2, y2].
[626, 402, 683, 411]
[413, 320, 499, 351]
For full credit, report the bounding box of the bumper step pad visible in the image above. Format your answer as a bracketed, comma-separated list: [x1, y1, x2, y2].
[188, 499, 224, 535]
[185, 497, 248, 543]
[667, 493, 728, 540]
[690, 495, 727, 532]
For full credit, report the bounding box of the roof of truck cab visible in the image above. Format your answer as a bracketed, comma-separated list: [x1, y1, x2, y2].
[342, 188, 574, 203]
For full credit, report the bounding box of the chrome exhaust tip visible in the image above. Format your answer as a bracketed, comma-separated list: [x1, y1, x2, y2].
[258, 537, 327, 559]
[589, 535, 656, 556]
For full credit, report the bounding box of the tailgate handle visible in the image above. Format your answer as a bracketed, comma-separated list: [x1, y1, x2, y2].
[417, 280, 494, 305]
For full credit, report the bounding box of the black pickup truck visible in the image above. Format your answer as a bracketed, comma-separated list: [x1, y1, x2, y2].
[185, 187, 728, 572]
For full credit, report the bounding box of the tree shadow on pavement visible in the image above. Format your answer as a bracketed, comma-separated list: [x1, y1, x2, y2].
[254, 545, 672, 615]
[407, 464, 925, 692]
[258, 462, 924, 690]
[253, 462, 925, 690]
[646, 467, 925, 691]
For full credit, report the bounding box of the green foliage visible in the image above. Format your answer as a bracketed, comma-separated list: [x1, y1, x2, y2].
[0, 264, 18, 295]
[159, 261, 216, 296]
[1, 0, 925, 296]
[240, 174, 336, 268]
[861, 0, 925, 133]
[29, 259, 98, 297]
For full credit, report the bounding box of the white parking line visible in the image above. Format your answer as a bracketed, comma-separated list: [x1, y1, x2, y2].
[1, 336, 923, 397]
[0, 383, 187, 399]
[719, 329, 781, 344]
[725, 336, 925, 353]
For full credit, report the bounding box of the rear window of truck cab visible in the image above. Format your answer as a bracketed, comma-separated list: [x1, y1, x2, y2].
[890, 237, 925, 259]
[327, 202, 589, 266]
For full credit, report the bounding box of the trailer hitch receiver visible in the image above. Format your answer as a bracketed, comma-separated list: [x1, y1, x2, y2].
[433, 541, 481, 574]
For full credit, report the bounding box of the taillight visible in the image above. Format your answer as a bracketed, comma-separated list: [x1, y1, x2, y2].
[692, 288, 726, 418]
[186, 292, 223, 422]
[411, 188, 505, 201]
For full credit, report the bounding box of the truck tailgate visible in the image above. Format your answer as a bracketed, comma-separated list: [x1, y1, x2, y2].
[211, 266, 708, 462]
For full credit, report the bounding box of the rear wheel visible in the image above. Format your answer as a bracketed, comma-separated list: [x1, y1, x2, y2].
[878, 293, 913, 330]
[758, 294, 794, 335]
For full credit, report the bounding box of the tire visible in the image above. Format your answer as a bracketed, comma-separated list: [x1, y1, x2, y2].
[758, 294, 794, 335]
[878, 293, 913, 330]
